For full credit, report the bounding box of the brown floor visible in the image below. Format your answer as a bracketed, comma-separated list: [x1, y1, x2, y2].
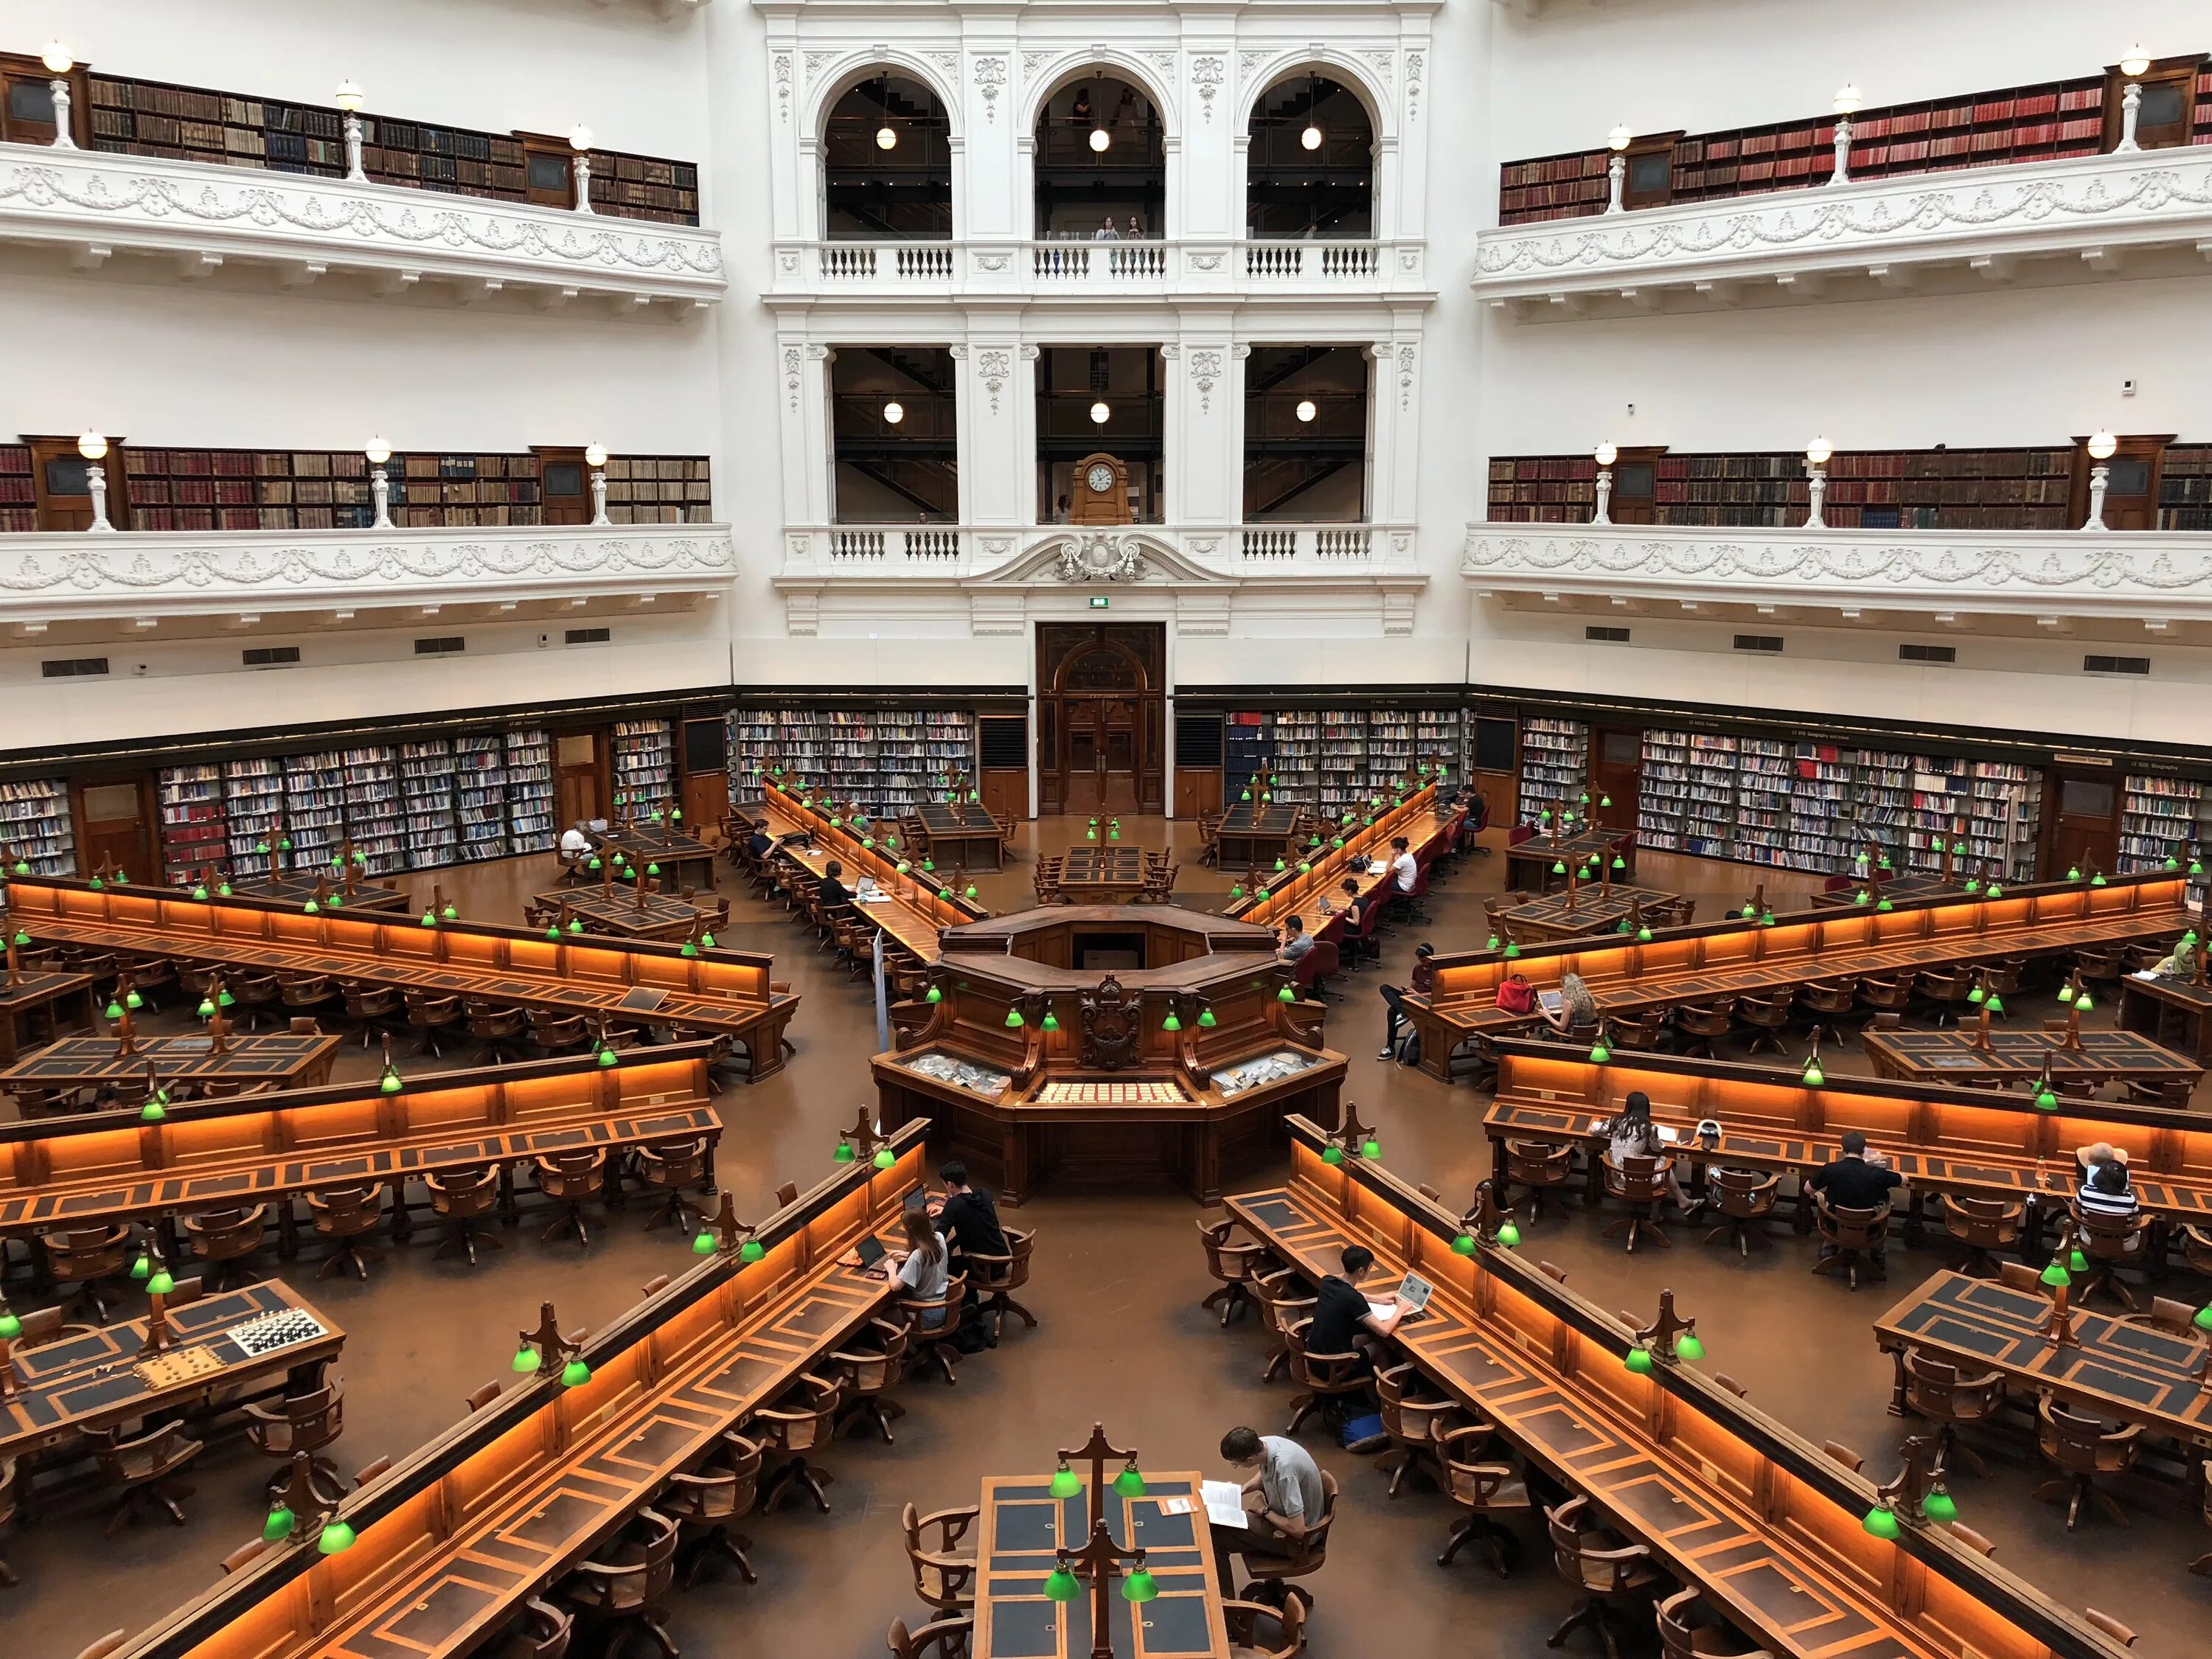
[4, 821, 2209, 1658]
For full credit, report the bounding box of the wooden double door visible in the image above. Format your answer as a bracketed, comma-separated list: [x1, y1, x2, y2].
[1037, 623, 1165, 816]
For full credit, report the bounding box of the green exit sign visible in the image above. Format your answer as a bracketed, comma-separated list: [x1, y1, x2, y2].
[1089, 595, 1110, 608]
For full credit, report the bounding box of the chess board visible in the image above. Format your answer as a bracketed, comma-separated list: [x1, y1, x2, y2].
[227, 1308, 329, 1357]
[134, 1345, 227, 1389]
[1034, 1079, 1188, 1105]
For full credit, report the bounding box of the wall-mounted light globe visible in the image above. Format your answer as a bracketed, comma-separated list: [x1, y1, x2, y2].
[2120, 46, 2152, 78]
[333, 80, 366, 112]
[1594, 441, 1618, 467]
[2087, 430, 2118, 461]
[1805, 435, 1832, 466]
[1607, 124, 1632, 151]
[1090, 400, 1111, 425]
[1295, 399, 1318, 422]
[364, 436, 392, 466]
[1089, 126, 1110, 153]
[77, 431, 108, 462]
[883, 400, 905, 425]
[1832, 84, 1863, 115]
[41, 42, 73, 74]
[585, 442, 608, 468]
[568, 124, 594, 152]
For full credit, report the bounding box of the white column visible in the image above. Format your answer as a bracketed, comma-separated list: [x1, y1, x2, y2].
[49, 77, 75, 151]
[1164, 327, 1237, 526]
[961, 35, 1018, 240]
[953, 325, 1030, 527]
[764, 35, 807, 240]
[778, 335, 835, 526]
[1173, 38, 1238, 243]
[1369, 324, 1422, 526]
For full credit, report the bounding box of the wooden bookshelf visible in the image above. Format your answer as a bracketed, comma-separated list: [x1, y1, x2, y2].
[0, 442, 33, 534]
[2157, 444, 2212, 530]
[611, 719, 677, 814]
[732, 709, 979, 818]
[1517, 715, 1588, 821]
[79, 65, 698, 225]
[0, 778, 78, 877]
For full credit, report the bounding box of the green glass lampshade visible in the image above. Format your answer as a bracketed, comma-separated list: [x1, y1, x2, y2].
[692, 1229, 718, 1255]
[873, 1147, 896, 1170]
[1240, 789, 1251, 801]
[597, 1046, 619, 1067]
[1966, 984, 1985, 1004]
[1503, 944, 1521, 959]
[833, 1141, 856, 1162]
[1361, 1136, 1381, 1159]
[1876, 899, 1893, 913]
[1042, 1011, 1061, 1033]
[192, 884, 208, 900]
[1495, 1220, 1521, 1248]
[681, 942, 698, 958]
[197, 996, 216, 1019]
[1877, 858, 1892, 871]
[1552, 861, 1567, 876]
[739, 1237, 765, 1264]
[88, 877, 103, 891]
[13, 930, 28, 947]
[1985, 993, 2004, 1015]
[700, 933, 716, 953]
[218, 988, 234, 1006]
[2166, 857, 2181, 871]
[1922, 1488, 1959, 1524]
[1086, 827, 1097, 841]
[1108, 828, 1120, 841]
[2067, 866, 2081, 882]
[1197, 1008, 1217, 1028]
[922, 858, 936, 872]
[829, 817, 841, 827]
[1623, 1347, 1654, 1374]
[303, 900, 319, 914]
[1854, 890, 1870, 905]
[9, 860, 24, 875]
[105, 998, 124, 1020]
[147, 1268, 175, 1296]
[1987, 884, 2003, 898]
[568, 919, 584, 935]
[1740, 902, 1757, 919]
[1274, 858, 1287, 872]
[1611, 855, 1626, 870]
[588, 855, 602, 871]
[1298, 863, 1311, 875]
[2091, 874, 2107, 887]
[1277, 985, 1296, 1003]
[317, 1521, 356, 1555]
[1321, 1144, 1345, 1166]
[1964, 879, 1980, 893]
[262, 1502, 296, 1543]
[2074, 993, 2093, 1013]
[548, 925, 563, 942]
[140, 1099, 167, 1124]
[218, 882, 232, 897]
[1229, 885, 1245, 900]
[1932, 838, 1946, 853]
[560, 1359, 592, 1387]
[1256, 888, 1270, 902]
[1861, 1506, 1902, 1541]
[1161, 1012, 1182, 1033]
[1004, 1007, 1024, 1029]
[1636, 926, 1653, 942]
[964, 884, 979, 900]
[1803, 1062, 1826, 1088]
[2034, 1086, 2059, 1110]
[1674, 1332, 1705, 1363]
[1050, 1464, 1082, 1500]
[1043, 1567, 1081, 1602]
[512, 1343, 543, 1373]
[131, 1251, 151, 1281]
[2068, 1248, 2089, 1273]
[1450, 1233, 1476, 1256]
[925, 986, 944, 1004]
[2039, 1260, 2071, 1288]
[1122, 1566, 1159, 1604]
[1332, 837, 1345, 850]
[257, 841, 271, 855]
[897, 860, 911, 872]
[2191, 860, 2205, 877]
[1308, 835, 1323, 849]
[1588, 1040, 1611, 1064]
[0, 1309, 23, 1340]
[1486, 934, 1500, 951]
[1113, 1464, 1147, 1498]
[939, 888, 953, 901]
[2191, 1304, 2212, 1332]
[421, 908, 441, 928]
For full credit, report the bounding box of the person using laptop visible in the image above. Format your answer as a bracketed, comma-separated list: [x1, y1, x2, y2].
[816, 859, 852, 919]
[1211, 1425, 1325, 1588]
[1307, 1244, 1405, 1369]
[1538, 970, 1600, 1035]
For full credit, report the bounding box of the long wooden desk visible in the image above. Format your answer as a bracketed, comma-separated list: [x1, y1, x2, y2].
[0, 968, 99, 1062]
[1506, 826, 1633, 891]
[1861, 1026, 2202, 1089]
[4, 1279, 342, 1468]
[107, 1126, 931, 1659]
[751, 787, 984, 963]
[598, 821, 717, 890]
[1405, 874, 2195, 1081]
[1048, 846, 1153, 905]
[531, 886, 705, 943]
[1, 1031, 343, 1104]
[1480, 1043, 2212, 1247]
[916, 801, 1006, 871]
[973, 1470, 1230, 1659]
[1498, 883, 1680, 943]
[1228, 784, 1459, 933]
[1812, 875, 1962, 909]
[0, 1048, 721, 1251]
[1214, 802, 1304, 870]
[1222, 1121, 2129, 1659]
[232, 874, 411, 914]
[1874, 1270, 2212, 1454]
[2, 876, 796, 1082]
[2119, 972, 2212, 1064]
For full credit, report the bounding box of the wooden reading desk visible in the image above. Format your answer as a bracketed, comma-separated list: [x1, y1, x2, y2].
[1498, 883, 1680, 944]
[0, 1047, 722, 1254]
[1506, 826, 1633, 891]
[1403, 874, 2195, 1082]
[3, 1279, 342, 1470]
[229, 874, 411, 914]
[598, 819, 717, 890]
[916, 801, 1007, 871]
[1, 876, 796, 1082]
[1228, 783, 1461, 933]
[1214, 802, 1304, 870]
[750, 786, 986, 963]
[105, 1126, 932, 1659]
[0, 967, 99, 1063]
[1220, 1119, 2129, 1659]
[2119, 970, 2212, 1065]
[1861, 1026, 2202, 1090]
[530, 884, 707, 944]
[1812, 875, 1961, 909]
[1479, 1043, 2212, 1249]
[1874, 1269, 2212, 1453]
[1048, 846, 1153, 905]
[1, 1030, 343, 1109]
[973, 1470, 1230, 1659]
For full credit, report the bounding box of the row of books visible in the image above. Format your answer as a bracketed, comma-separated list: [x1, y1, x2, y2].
[1225, 709, 1463, 812]
[0, 779, 77, 877]
[2118, 773, 2212, 903]
[1516, 716, 1589, 822]
[611, 720, 677, 814]
[731, 710, 979, 815]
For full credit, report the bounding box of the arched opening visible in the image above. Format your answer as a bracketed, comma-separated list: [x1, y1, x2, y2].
[830, 347, 958, 523]
[1033, 76, 1165, 240]
[821, 73, 953, 239]
[1246, 74, 1374, 237]
[1243, 345, 1369, 521]
[1036, 347, 1164, 524]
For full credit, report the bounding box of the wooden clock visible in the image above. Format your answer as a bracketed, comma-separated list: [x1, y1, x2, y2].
[1069, 452, 1131, 525]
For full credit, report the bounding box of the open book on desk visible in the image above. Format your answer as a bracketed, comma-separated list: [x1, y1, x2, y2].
[1201, 1480, 1250, 1529]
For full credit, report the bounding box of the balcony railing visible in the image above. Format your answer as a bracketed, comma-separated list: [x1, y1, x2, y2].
[790, 521, 1415, 577]
[1460, 521, 2212, 623]
[771, 238, 1426, 297]
[1, 522, 737, 622]
[0, 144, 727, 310]
[1472, 147, 2212, 311]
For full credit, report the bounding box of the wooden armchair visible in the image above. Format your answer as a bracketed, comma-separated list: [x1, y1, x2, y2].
[277, 973, 338, 1015]
[1221, 1598, 1305, 1659]
[1195, 812, 1224, 866]
[1503, 1138, 1576, 1222]
[1794, 978, 1857, 1047]
[1545, 1494, 1662, 1658]
[660, 1433, 761, 1588]
[179, 1203, 269, 1293]
[305, 1183, 387, 1281]
[425, 1164, 503, 1265]
[534, 1149, 608, 1247]
[828, 1317, 910, 1444]
[1436, 1419, 1529, 1576]
[528, 1009, 592, 1054]
[2034, 1397, 2141, 1531]
[40, 1222, 136, 1324]
[491, 1599, 573, 1659]
[1937, 1194, 2023, 1279]
[554, 1508, 679, 1655]
[1700, 1166, 1779, 1256]
[1599, 1152, 1674, 1254]
[886, 1615, 975, 1659]
[1610, 1008, 1671, 1054]
[2070, 1201, 2155, 1312]
[1672, 1000, 1734, 1060]
[402, 989, 465, 1057]
[94, 1419, 205, 1536]
[1733, 992, 1791, 1057]
[900, 1273, 970, 1385]
[1811, 1197, 1889, 1291]
[1374, 1360, 1462, 1498]
[230, 972, 282, 1032]
[748, 1372, 844, 1514]
[1197, 1217, 1273, 1326]
[964, 1225, 1037, 1343]
[1855, 975, 1913, 1019]
[463, 997, 529, 1065]
[1230, 1470, 1336, 1615]
[243, 1380, 347, 1506]
[1251, 1269, 1316, 1386]
[1282, 1320, 1372, 1438]
[340, 981, 406, 1048]
[635, 1138, 709, 1235]
[1914, 967, 1975, 1028]
[1900, 1349, 2004, 1478]
[902, 1498, 979, 1617]
[1656, 1588, 1769, 1658]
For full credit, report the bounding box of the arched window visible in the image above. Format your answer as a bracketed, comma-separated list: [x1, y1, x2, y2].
[1033, 77, 1164, 240]
[822, 74, 952, 239]
[1247, 74, 1373, 237]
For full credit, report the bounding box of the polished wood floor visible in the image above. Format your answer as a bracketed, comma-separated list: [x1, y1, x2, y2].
[3, 820, 2206, 1658]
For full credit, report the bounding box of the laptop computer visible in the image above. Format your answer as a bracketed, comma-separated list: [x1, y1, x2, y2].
[1370, 1271, 1434, 1324]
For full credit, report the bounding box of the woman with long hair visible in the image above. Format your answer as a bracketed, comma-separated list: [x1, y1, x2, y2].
[894, 1203, 953, 1329]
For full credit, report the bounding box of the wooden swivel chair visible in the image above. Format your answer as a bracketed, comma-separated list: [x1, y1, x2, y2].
[464, 998, 529, 1065]
[402, 989, 465, 1057]
[659, 1434, 761, 1588]
[243, 1380, 348, 1506]
[1794, 979, 1857, 1048]
[1251, 1270, 1315, 1386]
[1232, 1470, 1336, 1616]
[1503, 1138, 1577, 1223]
[1374, 1361, 1461, 1498]
[1937, 1194, 2023, 1279]
[1914, 967, 1975, 1028]
[1733, 992, 1791, 1057]
[1610, 1009, 1671, 1054]
[528, 1009, 592, 1055]
[339, 982, 405, 1048]
[1221, 1597, 1306, 1659]
[1599, 1152, 1674, 1253]
[1197, 1219, 1273, 1326]
[230, 973, 282, 1032]
[635, 1139, 708, 1234]
[1811, 1197, 1889, 1291]
[963, 1225, 1036, 1343]
[555, 1507, 680, 1659]
[885, 1615, 975, 1659]
[179, 1203, 269, 1293]
[1900, 1351, 2004, 1478]
[750, 1373, 844, 1514]
[2033, 1398, 2141, 1531]
[902, 1498, 979, 1618]
[425, 1165, 503, 1265]
[1656, 1588, 1769, 1658]
[900, 1274, 970, 1385]
[39, 1223, 135, 1324]
[94, 1420, 205, 1536]
[1437, 1419, 1530, 1577]
[1282, 1320, 1372, 1438]
[2073, 949, 2122, 995]
[305, 1183, 387, 1281]
[534, 1148, 608, 1246]
[1672, 1000, 1734, 1061]
[1544, 1494, 1662, 1659]
[1701, 1167, 1779, 1256]
[828, 1317, 909, 1444]
[493, 1600, 574, 1659]
[1855, 975, 1913, 1020]
[2070, 1202, 2154, 1312]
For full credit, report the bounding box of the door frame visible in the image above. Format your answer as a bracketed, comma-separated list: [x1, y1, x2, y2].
[2037, 762, 2124, 880]
[69, 770, 159, 883]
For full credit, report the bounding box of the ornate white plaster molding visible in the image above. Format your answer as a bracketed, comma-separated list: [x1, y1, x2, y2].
[1, 524, 737, 621]
[1461, 523, 2212, 621]
[1472, 150, 2212, 308]
[770, 237, 1429, 304]
[0, 145, 726, 308]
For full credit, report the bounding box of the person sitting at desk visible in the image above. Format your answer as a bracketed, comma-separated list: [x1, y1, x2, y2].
[936, 1159, 1008, 1262]
[1378, 942, 1435, 1062]
[1388, 835, 1419, 894]
[1211, 1425, 1326, 1588]
[1538, 970, 1600, 1035]
[1276, 915, 1314, 967]
[2154, 934, 2201, 978]
[1331, 877, 1379, 961]
[1596, 1090, 1689, 1209]
[889, 1206, 952, 1329]
[1809, 1130, 1903, 1214]
[2074, 1142, 2139, 1220]
[816, 860, 852, 917]
[746, 823, 774, 862]
[559, 821, 594, 860]
[1308, 1244, 1405, 1371]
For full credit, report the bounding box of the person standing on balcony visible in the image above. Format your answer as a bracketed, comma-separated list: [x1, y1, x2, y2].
[1093, 214, 1119, 241]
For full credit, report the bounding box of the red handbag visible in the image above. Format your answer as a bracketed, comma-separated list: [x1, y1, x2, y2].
[1495, 976, 1536, 1015]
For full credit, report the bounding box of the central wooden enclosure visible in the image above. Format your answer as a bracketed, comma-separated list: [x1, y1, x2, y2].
[871, 904, 1347, 1203]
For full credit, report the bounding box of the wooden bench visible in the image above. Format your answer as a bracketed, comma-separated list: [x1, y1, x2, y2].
[1480, 1041, 2212, 1253]
[1404, 874, 2194, 1082]
[102, 1124, 933, 1659]
[1221, 1118, 2131, 1659]
[1, 877, 798, 1082]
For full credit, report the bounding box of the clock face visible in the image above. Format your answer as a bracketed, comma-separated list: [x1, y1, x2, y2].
[1085, 462, 1115, 495]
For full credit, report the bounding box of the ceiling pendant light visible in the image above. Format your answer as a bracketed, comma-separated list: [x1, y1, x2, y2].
[1295, 399, 1318, 422]
[883, 400, 905, 425]
[1301, 74, 1324, 151]
[1090, 400, 1110, 425]
[877, 123, 897, 150]
[1090, 125, 1110, 153]
[875, 75, 897, 150]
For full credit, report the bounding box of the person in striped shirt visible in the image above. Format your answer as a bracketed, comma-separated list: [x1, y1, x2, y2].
[2073, 1142, 2139, 1221]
